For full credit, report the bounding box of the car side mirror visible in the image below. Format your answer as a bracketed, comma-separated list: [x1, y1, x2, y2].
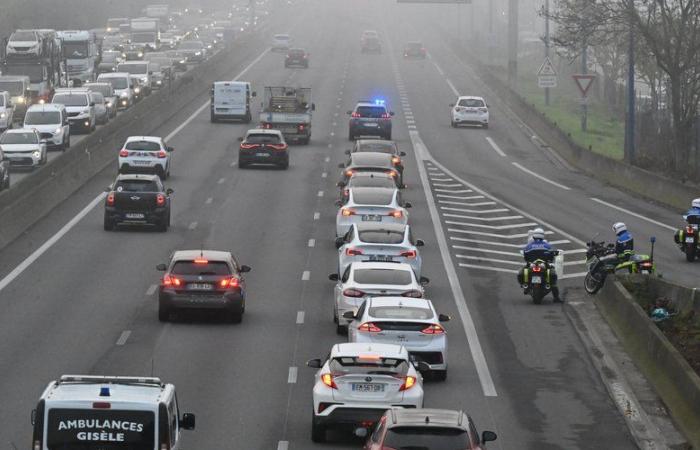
[148, 71, 153, 75]
[335, 237, 344, 248]
[156, 263, 167, 271]
[166, 188, 174, 195]
[240, 265, 252, 273]
[338, 163, 345, 168]
[482, 431, 497, 442]
[90, 102, 95, 107]
[449, 103, 455, 107]
[346, 110, 352, 115]
[31, 409, 37, 426]
[306, 358, 322, 368]
[403, 202, 412, 208]
[342, 310, 356, 320]
[167, 146, 174, 152]
[400, 183, 407, 189]
[344, 149, 351, 155]
[252, 91, 257, 97]
[336, 181, 346, 187]
[334, 200, 343, 207]
[390, 111, 395, 116]
[180, 413, 196, 430]
[237, 136, 244, 141]
[130, 84, 135, 88]
[438, 313, 451, 322]
[415, 239, 424, 247]
[400, 151, 406, 156]
[419, 276, 430, 286]
[414, 361, 430, 372]
[328, 273, 339, 281]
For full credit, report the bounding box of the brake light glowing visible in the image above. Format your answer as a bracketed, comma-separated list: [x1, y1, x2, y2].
[346, 248, 363, 256]
[106, 192, 115, 206]
[640, 262, 653, 268]
[381, 113, 391, 119]
[240, 143, 259, 149]
[388, 210, 403, 218]
[321, 373, 337, 389]
[400, 250, 416, 258]
[220, 277, 240, 288]
[421, 324, 445, 334]
[386, 171, 397, 177]
[119, 149, 129, 157]
[92, 402, 111, 409]
[399, 375, 416, 391]
[342, 288, 365, 297]
[687, 226, 695, 235]
[162, 274, 182, 287]
[263, 123, 272, 129]
[298, 124, 305, 131]
[351, 112, 361, 118]
[345, 169, 355, 177]
[401, 290, 422, 298]
[156, 193, 166, 206]
[194, 258, 208, 264]
[392, 156, 401, 164]
[358, 322, 382, 332]
[157, 149, 167, 158]
[532, 265, 543, 273]
[268, 143, 287, 151]
[341, 208, 355, 217]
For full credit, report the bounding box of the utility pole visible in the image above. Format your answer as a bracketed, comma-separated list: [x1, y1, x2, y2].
[544, 0, 550, 106]
[488, 0, 494, 63]
[581, 43, 588, 132]
[624, 21, 636, 163]
[507, 0, 519, 89]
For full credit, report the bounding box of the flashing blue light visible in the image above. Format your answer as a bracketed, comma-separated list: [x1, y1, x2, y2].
[374, 99, 385, 105]
[99, 387, 111, 397]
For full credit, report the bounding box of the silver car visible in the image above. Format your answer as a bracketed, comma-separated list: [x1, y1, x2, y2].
[346, 297, 450, 380]
[336, 223, 424, 277]
[118, 135, 173, 179]
[84, 82, 118, 118]
[89, 91, 109, 125]
[335, 187, 411, 238]
[0, 128, 46, 168]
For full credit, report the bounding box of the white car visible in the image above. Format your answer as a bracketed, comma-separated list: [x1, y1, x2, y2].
[89, 91, 109, 125]
[346, 297, 450, 380]
[329, 261, 428, 334]
[0, 91, 14, 131]
[51, 89, 96, 134]
[336, 223, 424, 277]
[450, 95, 489, 128]
[23, 103, 70, 151]
[0, 128, 46, 167]
[6, 30, 42, 58]
[271, 33, 291, 51]
[306, 343, 426, 443]
[336, 187, 410, 238]
[97, 72, 134, 109]
[118, 136, 173, 179]
[117, 61, 152, 96]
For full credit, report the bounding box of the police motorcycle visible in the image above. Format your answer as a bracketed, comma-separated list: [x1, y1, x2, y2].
[674, 214, 700, 262]
[521, 251, 559, 304]
[584, 236, 656, 294]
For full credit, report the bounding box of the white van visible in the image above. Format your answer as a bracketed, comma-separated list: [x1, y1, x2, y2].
[210, 81, 255, 123]
[97, 72, 135, 109]
[31, 375, 195, 450]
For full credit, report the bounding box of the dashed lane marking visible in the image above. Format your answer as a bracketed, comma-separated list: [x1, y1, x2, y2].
[317, 190, 324, 197]
[512, 162, 571, 190]
[146, 284, 158, 296]
[296, 311, 305, 324]
[590, 198, 676, 231]
[188, 221, 198, 230]
[288, 367, 298, 383]
[116, 330, 131, 346]
[313, 212, 320, 220]
[277, 442, 289, 450]
[217, 177, 225, 184]
[308, 238, 315, 247]
[485, 137, 506, 157]
[205, 197, 213, 204]
[301, 270, 310, 281]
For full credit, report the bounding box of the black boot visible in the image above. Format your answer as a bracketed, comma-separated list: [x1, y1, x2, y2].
[552, 286, 563, 303]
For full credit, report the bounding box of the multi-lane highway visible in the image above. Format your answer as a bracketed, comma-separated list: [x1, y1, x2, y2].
[0, 0, 691, 448]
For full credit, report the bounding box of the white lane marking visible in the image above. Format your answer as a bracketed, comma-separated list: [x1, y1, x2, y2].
[451, 236, 571, 247]
[308, 238, 315, 247]
[328, 143, 333, 149]
[437, 194, 484, 200]
[562, 248, 588, 254]
[0, 193, 105, 293]
[456, 254, 523, 266]
[434, 189, 472, 193]
[146, 284, 158, 296]
[408, 125, 417, 129]
[448, 228, 553, 239]
[409, 130, 497, 397]
[188, 221, 198, 230]
[205, 197, 213, 204]
[439, 200, 497, 206]
[430, 177, 455, 182]
[277, 442, 289, 450]
[445, 78, 460, 96]
[432, 183, 463, 187]
[217, 177, 225, 184]
[445, 220, 538, 230]
[560, 272, 588, 279]
[441, 206, 509, 214]
[459, 263, 518, 274]
[301, 270, 310, 281]
[512, 162, 571, 190]
[317, 190, 324, 197]
[330, 132, 335, 137]
[444, 213, 524, 221]
[313, 212, 320, 220]
[230, 161, 237, 167]
[288, 367, 298, 383]
[296, 311, 305, 324]
[563, 260, 586, 266]
[485, 137, 506, 157]
[407, 120, 416, 124]
[325, 156, 330, 162]
[453, 245, 521, 257]
[321, 172, 327, 178]
[115, 330, 131, 346]
[434, 62, 445, 75]
[590, 198, 676, 231]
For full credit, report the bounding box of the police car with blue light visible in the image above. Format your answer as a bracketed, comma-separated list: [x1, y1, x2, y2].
[347, 99, 394, 140]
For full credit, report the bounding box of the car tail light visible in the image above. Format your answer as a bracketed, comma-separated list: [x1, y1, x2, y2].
[399, 375, 416, 391]
[640, 262, 653, 268]
[392, 156, 401, 165]
[262, 123, 272, 129]
[401, 290, 422, 298]
[381, 113, 391, 119]
[358, 322, 382, 332]
[119, 149, 129, 157]
[106, 192, 115, 206]
[532, 265, 543, 273]
[343, 288, 365, 297]
[386, 171, 397, 177]
[92, 402, 111, 409]
[421, 324, 445, 334]
[341, 207, 356, 217]
[220, 277, 240, 288]
[162, 274, 183, 287]
[194, 258, 208, 264]
[298, 124, 305, 131]
[268, 143, 287, 151]
[455, 106, 466, 112]
[404, 52, 408, 56]
[157, 149, 168, 158]
[400, 250, 416, 259]
[240, 143, 259, 149]
[687, 226, 695, 235]
[388, 210, 403, 218]
[351, 112, 361, 118]
[321, 373, 337, 389]
[346, 248, 363, 256]
[156, 193, 166, 206]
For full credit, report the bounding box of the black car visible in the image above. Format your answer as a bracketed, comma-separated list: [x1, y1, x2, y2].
[238, 129, 289, 169]
[285, 48, 309, 68]
[0, 148, 9, 190]
[361, 31, 381, 53]
[103, 174, 172, 231]
[403, 41, 426, 59]
[157, 250, 251, 322]
[347, 101, 394, 140]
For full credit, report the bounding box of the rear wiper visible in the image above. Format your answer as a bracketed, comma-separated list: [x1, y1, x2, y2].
[366, 370, 397, 375]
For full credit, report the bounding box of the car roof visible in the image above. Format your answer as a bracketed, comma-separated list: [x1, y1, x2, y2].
[0, 75, 30, 81]
[458, 95, 485, 101]
[246, 128, 283, 136]
[171, 250, 232, 261]
[348, 171, 394, 181]
[349, 153, 394, 166]
[354, 222, 407, 233]
[27, 103, 64, 112]
[98, 72, 130, 78]
[355, 101, 387, 108]
[331, 342, 407, 359]
[367, 296, 432, 309]
[115, 173, 160, 182]
[356, 139, 396, 146]
[388, 408, 468, 429]
[3, 128, 38, 134]
[350, 261, 412, 271]
[125, 136, 163, 143]
[44, 375, 166, 404]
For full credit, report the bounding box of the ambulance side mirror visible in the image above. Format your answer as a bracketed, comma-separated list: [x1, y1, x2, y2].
[180, 412, 196, 430]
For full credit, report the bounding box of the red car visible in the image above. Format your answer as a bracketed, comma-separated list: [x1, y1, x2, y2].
[360, 408, 497, 450]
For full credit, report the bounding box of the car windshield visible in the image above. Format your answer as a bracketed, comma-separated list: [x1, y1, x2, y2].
[246, 133, 281, 144]
[369, 306, 433, 320]
[11, 31, 36, 41]
[356, 106, 386, 118]
[353, 268, 412, 285]
[1, 132, 38, 145]
[329, 356, 409, 376]
[91, 92, 105, 104]
[352, 189, 394, 205]
[132, 32, 156, 44]
[52, 94, 88, 107]
[25, 111, 60, 125]
[383, 426, 469, 449]
[62, 42, 89, 59]
[171, 260, 231, 275]
[458, 98, 485, 107]
[348, 176, 395, 189]
[118, 64, 148, 74]
[358, 229, 404, 244]
[125, 140, 161, 151]
[100, 77, 128, 89]
[356, 142, 396, 153]
[179, 41, 203, 50]
[0, 81, 24, 96]
[0, 96, 3, 107]
[102, 52, 119, 63]
[115, 180, 158, 192]
[85, 85, 112, 97]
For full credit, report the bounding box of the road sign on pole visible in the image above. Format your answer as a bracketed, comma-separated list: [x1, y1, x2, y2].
[572, 74, 596, 97]
[537, 56, 557, 88]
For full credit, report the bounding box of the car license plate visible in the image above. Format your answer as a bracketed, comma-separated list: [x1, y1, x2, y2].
[125, 213, 144, 219]
[369, 255, 393, 262]
[531, 276, 542, 284]
[132, 160, 151, 165]
[686, 237, 695, 243]
[255, 152, 270, 157]
[363, 123, 378, 127]
[188, 283, 212, 290]
[362, 215, 381, 222]
[352, 383, 384, 392]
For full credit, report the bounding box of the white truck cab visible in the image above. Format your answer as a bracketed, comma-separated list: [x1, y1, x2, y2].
[210, 81, 255, 123]
[31, 375, 195, 450]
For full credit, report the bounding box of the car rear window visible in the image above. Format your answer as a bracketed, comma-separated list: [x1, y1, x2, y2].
[353, 268, 412, 285]
[329, 357, 408, 376]
[355, 106, 386, 118]
[246, 133, 281, 144]
[406, 42, 423, 50]
[358, 230, 404, 244]
[125, 140, 161, 151]
[171, 261, 231, 275]
[348, 176, 395, 189]
[369, 306, 433, 320]
[352, 189, 393, 205]
[52, 94, 88, 107]
[289, 49, 305, 56]
[458, 98, 485, 107]
[356, 142, 396, 153]
[115, 180, 158, 192]
[383, 426, 469, 449]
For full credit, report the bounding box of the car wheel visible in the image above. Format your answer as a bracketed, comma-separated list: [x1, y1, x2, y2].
[483, 123, 489, 129]
[158, 304, 171, 322]
[451, 121, 457, 128]
[65, 135, 70, 149]
[245, 113, 252, 124]
[348, 132, 354, 141]
[336, 323, 347, 335]
[156, 217, 168, 232]
[238, 160, 248, 169]
[103, 213, 115, 231]
[210, 114, 217, 123]
[42, 152, 47, 164]
[432, 370, 447, 382]
[385, 132, 392, 140]
[311, 418, 326, 443]
[229, 311, 243, 323]
[280, 159, 289, 170]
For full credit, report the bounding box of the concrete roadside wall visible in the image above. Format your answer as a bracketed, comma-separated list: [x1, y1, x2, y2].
[0, 36, 265, 250]
[596, 277, 700, 447]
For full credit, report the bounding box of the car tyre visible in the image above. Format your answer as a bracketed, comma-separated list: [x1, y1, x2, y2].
[156, 216, 168, 232]
[432, 370, 447, 382]
[483, 123, 489, 129]
[384, 132, 392, 140]
[65, 135, 70, 150]
[311, 418, 326, 443]
[158, 304, 171, 322]
[348, 132, 355, 141]
[280, 159, 289, 170]
[244, 113, 252, 124]
[336, 323, 347, 335]
[210, 113, 217, 123]
[103, 213, 115, 231]
[451, 121, 457, 128]
[229, 311, 243, 323]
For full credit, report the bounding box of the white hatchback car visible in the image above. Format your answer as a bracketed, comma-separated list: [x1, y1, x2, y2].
[336, 223, 424, 277]
[329, 261, 429, 334]
[346, 297, 450, 381]
[118, 136, 173, 179]
[450, 95, 489, 128]
[306, 342, 426, 443]
[336, 187, 410, 238]
[0, 128, 46, 167]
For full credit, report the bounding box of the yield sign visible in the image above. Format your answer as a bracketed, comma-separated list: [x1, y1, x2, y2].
[572, 74, 596, 97]
[537, 56, 557, 76]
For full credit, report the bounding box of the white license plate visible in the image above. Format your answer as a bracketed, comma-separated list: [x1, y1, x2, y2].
[188, 283, 213, 290]
[255, 152, 270, 157]
[132, 160, 151, 165]
[352, 383, 384, 392]
[363, 123, 378, 127]
[686, 237, 695, 243]
[362, 215, 382, 221]
[368, 255, 393, 262]
[531, 276, 542, 284]
[125, 213, 144, 219]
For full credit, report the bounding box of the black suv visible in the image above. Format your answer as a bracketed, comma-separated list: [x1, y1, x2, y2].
[285, 48, 309, 68]
[347, 101, 394, 140]
[103, 174, 173, 231]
